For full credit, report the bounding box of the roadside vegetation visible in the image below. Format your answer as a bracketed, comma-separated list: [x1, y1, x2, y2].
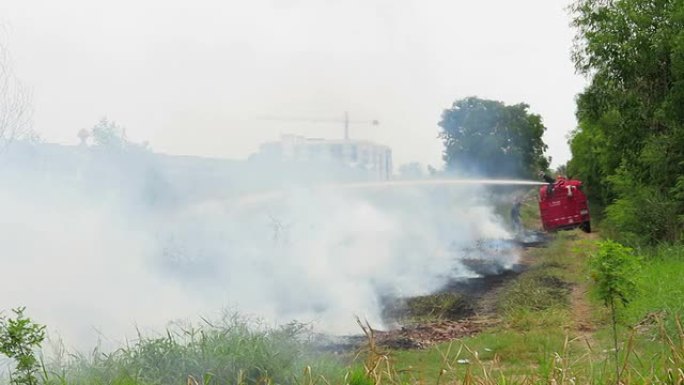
[1, 314, 348, 385]
[567, 0, 684, 245]
[386, 232, 684, 384]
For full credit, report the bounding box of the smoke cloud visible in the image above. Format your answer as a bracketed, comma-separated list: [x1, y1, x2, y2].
[0, 142, 518, 352]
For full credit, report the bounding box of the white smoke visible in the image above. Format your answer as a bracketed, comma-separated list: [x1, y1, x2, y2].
[0, 145, 518, 352]
[142, 183, 514, 334]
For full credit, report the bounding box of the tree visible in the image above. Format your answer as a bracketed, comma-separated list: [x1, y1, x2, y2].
[0, 308, 46, 385]
[81, 118, 174, 207]
[589, 240, 640, 384]
[568, 0, 684, 243]
[89, 117, 129, 150]
[555, 163, 568, 178]
[0, 35, 32, 148]
[85, 117, 151, 152]
[438, 97, 549, 179]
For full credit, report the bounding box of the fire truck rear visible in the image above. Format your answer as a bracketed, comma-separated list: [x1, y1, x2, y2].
[538, 176, 591, 233]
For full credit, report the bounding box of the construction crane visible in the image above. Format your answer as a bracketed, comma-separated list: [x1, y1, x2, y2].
[258, 111, 379, 140]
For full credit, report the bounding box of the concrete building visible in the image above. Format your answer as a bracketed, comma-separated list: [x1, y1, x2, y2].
[257, 134, 393, 180]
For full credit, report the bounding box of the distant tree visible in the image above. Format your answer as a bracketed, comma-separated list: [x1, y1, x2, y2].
[85, 117, 150, 153]
[0, 36, 32, 147]
[90, 117, 128, 150]
[555, 163, 568, 178]
[438, 97, 549, 178]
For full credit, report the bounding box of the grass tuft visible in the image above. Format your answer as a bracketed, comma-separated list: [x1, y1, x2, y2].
[40, 314, 345, 385]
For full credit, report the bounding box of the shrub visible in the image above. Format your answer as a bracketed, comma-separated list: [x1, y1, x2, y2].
[589, 240, 641, 384]
[0, 307, 46, 385]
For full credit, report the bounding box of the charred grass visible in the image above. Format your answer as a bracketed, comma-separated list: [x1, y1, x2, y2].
[382, 293, 475, 325]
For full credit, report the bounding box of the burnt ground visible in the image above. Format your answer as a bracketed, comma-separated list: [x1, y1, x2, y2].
[372, 275, 520, 349]
[312, 232, 551, 353]
[370, 235, 547, 350]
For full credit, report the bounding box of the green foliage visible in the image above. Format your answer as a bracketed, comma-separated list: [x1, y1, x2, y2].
[44, 315, 345, 385]
[623, 244, 684, 330]
[569, 0, 684, 244]
[438, 97, 549, 178]
[603, 167, 681, 245]
[0, 307, 46, 385]
[567, 121, 612, 206]
[88, 117, 149, 153]
[90, 117, 128, 150]
[589, 240, 641, 382]
[590, 240, 641, 309]
[346, 367, 373, 385]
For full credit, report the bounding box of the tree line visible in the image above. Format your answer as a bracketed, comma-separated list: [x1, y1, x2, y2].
[567, 0, 684, 245]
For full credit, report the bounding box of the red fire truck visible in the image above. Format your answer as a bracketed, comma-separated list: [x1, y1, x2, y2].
[538, 176, 591, 233]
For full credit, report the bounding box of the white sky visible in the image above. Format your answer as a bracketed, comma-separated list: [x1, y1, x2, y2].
[1, 0, 586, 168]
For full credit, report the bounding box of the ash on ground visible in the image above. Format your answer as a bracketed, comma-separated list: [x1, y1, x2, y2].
[314, 233, 550, 353]
[373, 233, 549, 350]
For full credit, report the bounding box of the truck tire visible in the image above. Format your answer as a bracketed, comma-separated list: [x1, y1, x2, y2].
[580, 221, 591, 233]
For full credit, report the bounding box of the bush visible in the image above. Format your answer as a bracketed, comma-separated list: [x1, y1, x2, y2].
[603, 169, 682, 245]
[0, 308, 46, 385]
[589, 240, 641, 384]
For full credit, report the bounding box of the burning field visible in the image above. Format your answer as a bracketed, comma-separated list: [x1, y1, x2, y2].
[0, 166, 539, 352]
[0, 151, 577, 384]
[154, 182, 527, 335]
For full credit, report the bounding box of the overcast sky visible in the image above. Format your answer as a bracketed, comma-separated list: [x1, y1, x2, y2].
[1, 0, 586, 168]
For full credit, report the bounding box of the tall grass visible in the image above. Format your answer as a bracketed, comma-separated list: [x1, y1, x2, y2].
[384, 234, 684, 384]
[39, 314, 345, 385]
[372, 316, 684, 384]
[625, 244, 684, 327]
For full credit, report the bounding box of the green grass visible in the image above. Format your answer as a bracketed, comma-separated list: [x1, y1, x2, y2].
[582, 243, 684, 381]
[625, 244, 684, 326]
[382, 230, 588, 380]
[499, 231, 581, 327]
[39, 314, 347, 385]
[497, 268, 571, 313]
[385, 230, 592, 383]
[387, 330, 594, 383]
[382, 232, 683, 384]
